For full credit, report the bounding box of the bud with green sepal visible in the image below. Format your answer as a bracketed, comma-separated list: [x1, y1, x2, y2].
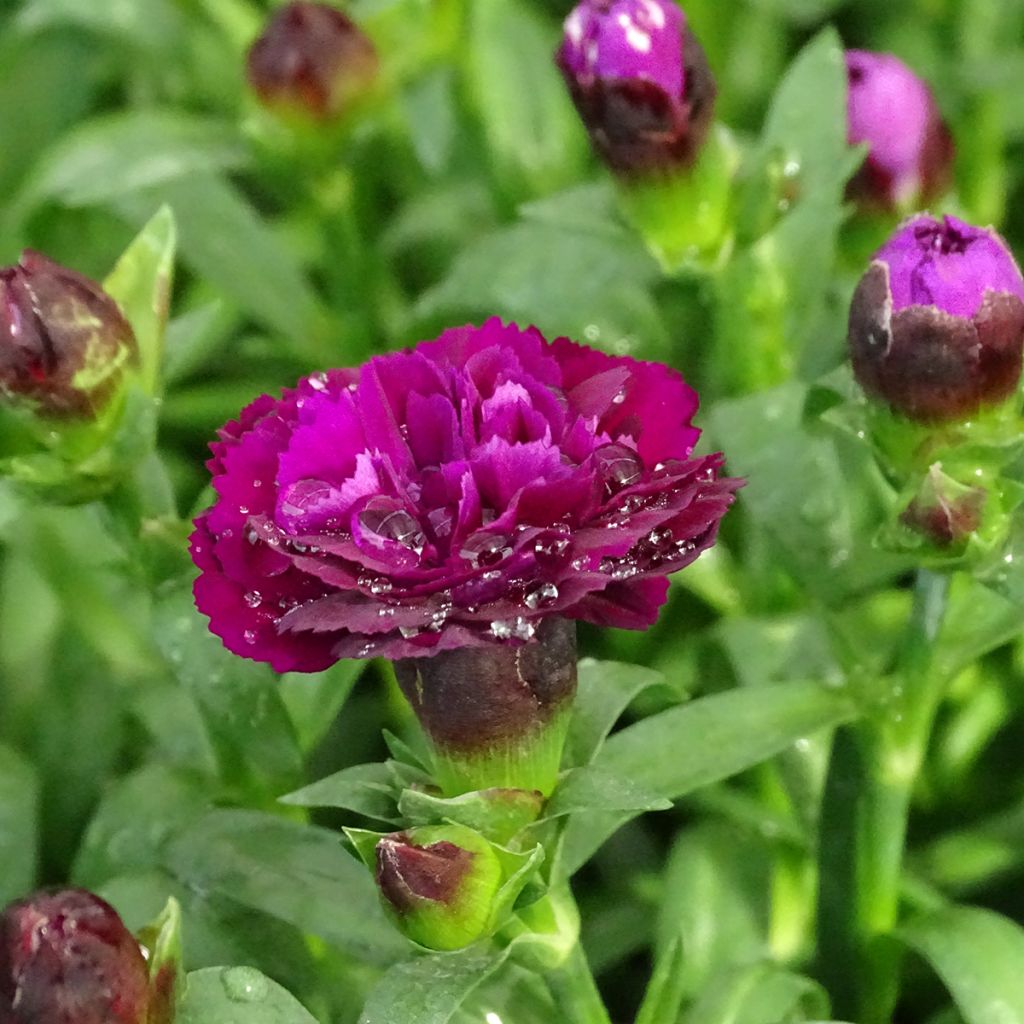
[136, 897, 184, 1024]
[0, 210, 174, 503]
[393, 616, 577, 798]
[346, 823, 545, 951]
[555, 0, 736, 272]
[844, 213, 1024, 562]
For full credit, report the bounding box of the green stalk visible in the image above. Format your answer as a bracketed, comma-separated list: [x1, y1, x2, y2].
[546, 942, 614, 1024]
[818, 570, 951, 1023]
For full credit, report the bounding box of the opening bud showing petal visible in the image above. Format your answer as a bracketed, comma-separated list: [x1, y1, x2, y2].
[0, 251, 137, 419]
[394, 616, 577, 797]
[556, 0, 716, 176]
[900, 463, 986, 548]
[845, 50, 954, 210]
[374, 825, 505, 951]
[246, 2, 379, 123]
[0, 889, 152, 1024]
[849, 215, 1024, 422]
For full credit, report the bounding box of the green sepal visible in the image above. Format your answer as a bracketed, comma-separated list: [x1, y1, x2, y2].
[135, 896, 184, 1024]
[502, 885, 581, 972]
[617, 123, 740, 276]
[397, 787, 544, 846]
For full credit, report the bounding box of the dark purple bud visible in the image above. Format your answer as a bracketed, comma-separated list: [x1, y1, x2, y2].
[849, 215, 1024, 422]
[0, 251, 137, 419]
[246, 2, 378, 122]
[845, 50, 953, 210]
[394, 616, 577, 796]
[374, 825, 503, 951]
[0, 889, 151, 1024]
[900, 463, 986, 547]
[556, 0, 716, 175]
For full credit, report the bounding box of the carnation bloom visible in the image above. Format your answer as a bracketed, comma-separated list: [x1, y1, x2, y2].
[556, 0, 716, 174]
[849, 215, 1024, 421]
[845, 50, 953, 209]
[191, 320, 740, 672]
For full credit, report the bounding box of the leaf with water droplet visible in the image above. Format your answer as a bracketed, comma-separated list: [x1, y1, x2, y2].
[176, 966, 318, 1023]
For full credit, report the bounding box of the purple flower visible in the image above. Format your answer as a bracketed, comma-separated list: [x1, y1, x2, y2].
[191, 319, 740, 672]
[556, 0, 716, 175]
[246, 1, 378, 121]
[1, 889, 151, 1024]
[0, 251, 136, 418]
[849, 215, 1024, 421]
[846, 50, 953, 209]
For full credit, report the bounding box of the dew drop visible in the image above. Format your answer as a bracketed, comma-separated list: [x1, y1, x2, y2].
[359, 574, 393, 596]
[460, 532, 513, 568]
[359, 642, 377, 657]
[252, 479, 263, 488]
[378, 606, 395, 618]
[534, 534, 571, 566]
[399, 626, 421, 640]
[244, 590, 262, 609]
[243, 629, 257, 645]
[221, 966, 269, 1003]
[593, 443, 643, 495]
[490, 617, 535, 641]
[524, 582, 559, 610]
[356, 497, 425, 556]
[308, 371, 329, 392]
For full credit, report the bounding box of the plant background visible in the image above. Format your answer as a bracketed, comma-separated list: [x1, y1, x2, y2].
[1, 0, 1024, 1022]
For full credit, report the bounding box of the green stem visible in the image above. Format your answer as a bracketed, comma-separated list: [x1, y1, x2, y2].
[546, 942, 614, 1024]
[818, 569, 951, 1024]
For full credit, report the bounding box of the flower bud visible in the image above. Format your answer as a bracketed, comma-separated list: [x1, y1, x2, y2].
[900, 463, 986, 548]
[246, 2, 378, 122]
[0, 251, 137, 419]
[556, 0, 716, 175]
[849, 214, 1024, 422]
[394, 616, 577, 797]
[0, 889, 151, 1024]
[845, 50, 953, 210]
[374, 825, 504, 951]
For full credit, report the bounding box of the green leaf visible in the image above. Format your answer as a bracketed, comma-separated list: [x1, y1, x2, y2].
[635, 936, 688, 1024]
[898, 905, 1024, 1024]
[545, 766, 671, 819]
[559, 680, 856, 876]
[164, 809, 408, 965]
[153, 584, 303, 796]
[278, 659, 365, 756]
[566, 658, 667, 767]
[178, 966, 318, 1024]
[72, 764, 210, 888]
[397, 788, 545, 845]
[103, 206, 176, 394]
[0, 744, 39, 905]
[112, 173, 325, 351]
[358, 946, 513, 1024]
[654, 823, 771, 997]
[464, 0, 586, 199]
[16, 0, 184, 51]
[415, 221, 667, 366]
[680, 963, 831, 1024]
[18, 112, 247, 213]
[280, 763, 401, 824]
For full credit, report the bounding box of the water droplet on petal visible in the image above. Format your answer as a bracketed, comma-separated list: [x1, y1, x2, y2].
[490, 617, 536, 641]
[244, 590, 262, 608]
[460, 532, 513, 568]
[243, 629, 257, 645]
[354, 496, 425, 566]
[593, 443, 643, 496]
[524, 582, 559, 609]
[534, 534, 571, 567]
[399, 625, 421, 640]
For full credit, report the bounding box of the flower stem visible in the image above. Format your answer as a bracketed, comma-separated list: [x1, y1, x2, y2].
[546, 942, 614, 1024]
[817, 569, 951, 1024]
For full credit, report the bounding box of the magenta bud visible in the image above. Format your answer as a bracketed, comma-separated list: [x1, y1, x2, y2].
[0, 251, 137, 419]
[556, 0, 716, 175]
[374, 825, 504, 951]
[246, 1, 379, 122]
[845, 50, 954, 209]
[849, 215, 1024, 422]
[0, 889, 152, 1024]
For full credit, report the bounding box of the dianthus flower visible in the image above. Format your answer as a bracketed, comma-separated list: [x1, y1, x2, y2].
[191, 320, 740, 672]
